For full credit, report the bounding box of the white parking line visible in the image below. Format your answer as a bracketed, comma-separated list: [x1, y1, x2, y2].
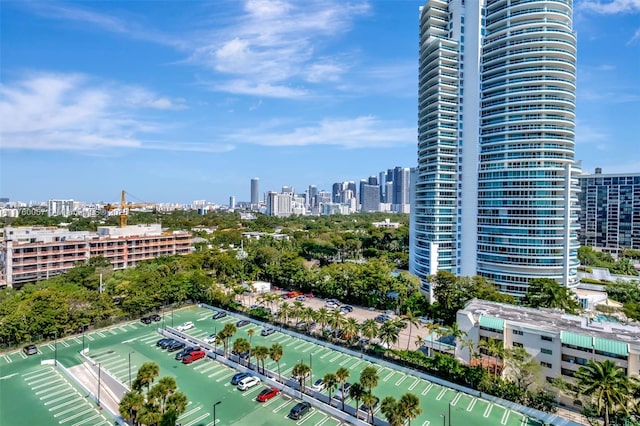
[49, 397, 84, 412]
[23, 369, 52, 380]
[422, 383, 433, 395]
[36, 382, 68, 396]
[71, 413, 101, 426]
[58, 407, 94, 423]
[44, 393, 77, 406]
[435, 387, 448, 400]
[4, 355, 12, 363]
[184, 413, 209, 426]
[408, 378, 420, 390]
[33, 378, 64, 390]
[41, 387, 72, 400]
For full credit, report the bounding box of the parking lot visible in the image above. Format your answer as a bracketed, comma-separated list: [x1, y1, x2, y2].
[1, 305, 544, 426]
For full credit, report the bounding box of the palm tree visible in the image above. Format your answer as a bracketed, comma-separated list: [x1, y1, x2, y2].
[119, 390, 144, 425]
[349, 382, 365, 419]
[277, 301, 292, 325]
[426, 322, 441, 355]
[359, 365, 379, 394]
[380, 396, 403, 426]
[414, 335, 425, 351]
[399, 393, 422, 426]
[165, 391, 188, 423]
[301, 307, 315, 327]
[134, 362, 160, 392]
[460, 338, 476, 362]
[253, 345, 269, 375]
[403, 309, 421, 350]
[575, 360, 634, 426]
[480, 338, 504, 377]
[361, 319, 379, 345]
[335, 366, 351, 411]
[292, 300, 305, 325]
[219, 323, 237, 357]
[269, 343, 284, 381]
[444, 322, 466, 357]
[247, 328, 255, 365]
[361, 391, 378, 424]
[323, 372, 338, 401]
[342, 317, 360, 343]
[328, 309, 345, 338]
[292, 361, 311, 393]
[378, 321, 400, 350]
[232, 337, 251, 367]
[314, 308, 331, 335]
[152, 376, 177, 414]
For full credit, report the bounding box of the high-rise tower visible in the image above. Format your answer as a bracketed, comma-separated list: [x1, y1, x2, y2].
[411, 0, 580, 296]
[250, 178, 259, 206]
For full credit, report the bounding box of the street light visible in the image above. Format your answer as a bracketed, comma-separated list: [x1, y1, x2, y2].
[213, 327, 218, 359]
[441, 413, 446, 426]
[97, 363, 102, 408]
[449, 401, 452, 426]
[128, 352, 134, 388]
[213, 400, 221, 425]
[54, 332, 58, 366]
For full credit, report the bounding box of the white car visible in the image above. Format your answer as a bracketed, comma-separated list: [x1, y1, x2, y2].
[203, 332, 217, 343]
[176, 321, 194, 332]
[311, 378, 325, 392]
[237, 375, 261, 391]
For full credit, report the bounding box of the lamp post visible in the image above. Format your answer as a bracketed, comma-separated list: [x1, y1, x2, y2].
[171, 308, 174, 328]
[214, 327, 218, 359]
[54, 332, 58, 366]
[128, 352, 134, 388]
[449, 401, 452, 426]
[82, 325, 86, 352]
[441, 413, 446, 426]
[97, 363, 101, 408]
[213, 400, 221, 425]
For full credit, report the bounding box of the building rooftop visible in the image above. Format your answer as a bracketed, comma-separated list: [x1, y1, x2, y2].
[461, 299, 640, 345]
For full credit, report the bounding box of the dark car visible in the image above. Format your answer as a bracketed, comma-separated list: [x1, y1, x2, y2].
[175, 346, 199, 361]
[157, 338, 174, 348]
[230, 372, 250, 385]
[236, 319, 250, 327]
[166, 340, 186, 352]
[212, 311, 227, 320]
[140, 316, 152, 325]
[256, 387, 279, 402]
[288, 401, 312, 420]
[261, 328, 276, 337]
[231, 350, 250, 360]
[23, 344, 38, 356]
[360, 396, 380, 412]
[150, 314, 161, 322]
[340, 305, 353, 313]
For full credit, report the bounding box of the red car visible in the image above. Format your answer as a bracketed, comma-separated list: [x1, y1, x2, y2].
[182, 350, 206, 364]
[256, 387, 279, 402]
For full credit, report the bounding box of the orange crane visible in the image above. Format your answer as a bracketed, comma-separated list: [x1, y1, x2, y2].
[103, 190, 155, 227]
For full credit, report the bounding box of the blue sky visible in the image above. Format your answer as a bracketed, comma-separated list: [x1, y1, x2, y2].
[1, 0, 639, 204]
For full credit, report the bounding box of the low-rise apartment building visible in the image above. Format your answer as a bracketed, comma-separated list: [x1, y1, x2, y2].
[1, 224, 192, 288]
[457, 299, 640, 382]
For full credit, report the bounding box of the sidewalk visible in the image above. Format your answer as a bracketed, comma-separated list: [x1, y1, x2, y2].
[69, 362, 122, 416]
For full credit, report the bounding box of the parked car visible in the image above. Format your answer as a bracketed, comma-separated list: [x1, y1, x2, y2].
[182, 350, 206, 364]
[140, 316, 152, 325]
[256, 387, 279, 402]
[360, 396, 380, 412]
[237, 376, 260, 391]
[311, 378, 325, 392]
[236, 319, 250, 327]
[334, 382, 352, 400]
[212, 311, 227, 320]
[176, 321, 194, 332]
[340, 305, 353, 313]
[375, 314, 391, 323]
[175, 346, 199, 360]
[231, 350, 250, 360]
[295, 295, 306, 301]
[166, 340, 186, 352]
[385, 309, 395, 316]
[261, 328, 276, 337]
[23, 344, 38, 356]
[326, 298, 341, 306]
[158, 338, 176, 349]
[288, 402, 312, 420]
[325, 302, 338, 309]
[231, 372, 249, 385]
[203, 333, 217, 344]
[150, 314, 161, 322]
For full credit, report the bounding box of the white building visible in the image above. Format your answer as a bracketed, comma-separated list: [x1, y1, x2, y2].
[411, 0, 580, 296]
[457, 300, 640, 383]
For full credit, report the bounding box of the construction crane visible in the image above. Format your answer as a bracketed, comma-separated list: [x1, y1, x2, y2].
[103, 190, 155, 227]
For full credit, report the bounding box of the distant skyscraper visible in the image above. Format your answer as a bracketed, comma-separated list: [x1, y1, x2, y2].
[229, 196, 235, 209]
[392, 167, 410, 212]
[308, 185, 318, 208]
[578, 169, 640, 252]
[251, 178, 259, 205]
[411, 0, 580, 296]
[47, 199, 74, 217]
[361, 184, 381, 212]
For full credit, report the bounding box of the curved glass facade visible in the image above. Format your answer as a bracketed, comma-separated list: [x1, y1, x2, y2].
[477, 0, 579, 294]
[411, 0, 580, 296]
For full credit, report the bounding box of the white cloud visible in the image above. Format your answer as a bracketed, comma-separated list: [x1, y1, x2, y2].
[628, 27, 640, 44]
[0, 73, 219, 152]
[189, 0, 370, 97]
[227, 116, 415, 149]
[578, 0, 640, 14]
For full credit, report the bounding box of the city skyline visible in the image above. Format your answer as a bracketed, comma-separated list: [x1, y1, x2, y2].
[1, 0, 639, 204]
